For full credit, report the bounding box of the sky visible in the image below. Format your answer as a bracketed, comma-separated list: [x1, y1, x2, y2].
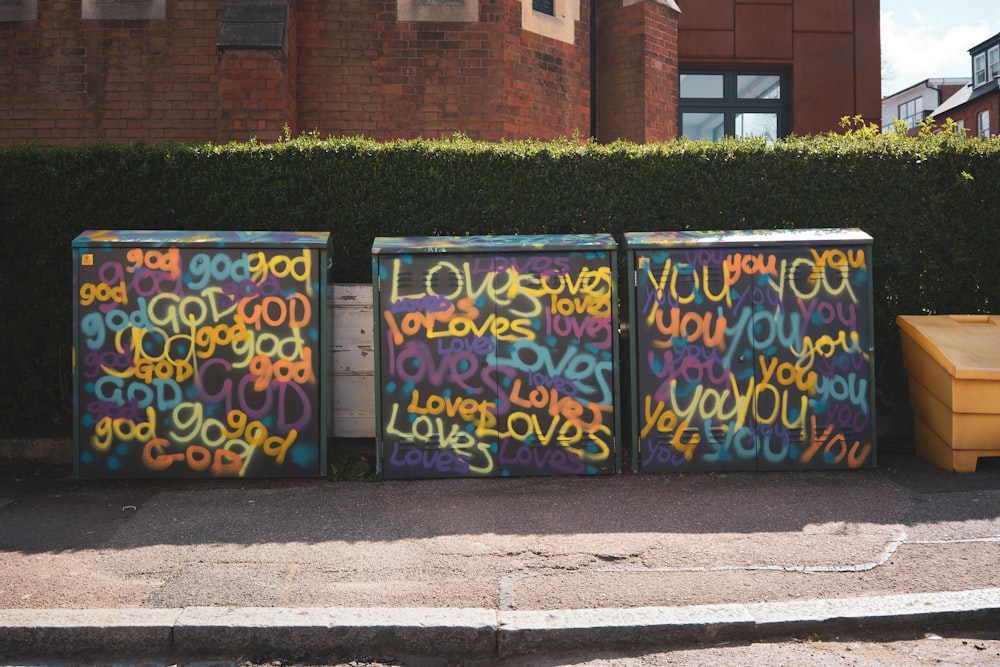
[880, 0, 1000, 96]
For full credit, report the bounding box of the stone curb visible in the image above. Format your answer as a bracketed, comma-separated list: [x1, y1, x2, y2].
[0, 437, 71, 465]
[2, 589, 999, 661]
[498, 589, 1000, 655]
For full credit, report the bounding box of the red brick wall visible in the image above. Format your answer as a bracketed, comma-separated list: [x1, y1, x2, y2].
[640, 0, 678, 142]
[0, 0, 877, 145]
[0, 0, 223, 145]
[944, 94, 1000, 138]
[595, 0, 678, 143]
[295, 0, 589, 142]
[293, 2, 379, 137]
[596, 0, 645, 142]
[218, 44, 296, 143]
[500, 0, 591, 140]
[295, 2, 509, 140]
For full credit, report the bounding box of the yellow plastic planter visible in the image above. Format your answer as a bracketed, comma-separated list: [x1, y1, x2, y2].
[897, 315, 1000, 472]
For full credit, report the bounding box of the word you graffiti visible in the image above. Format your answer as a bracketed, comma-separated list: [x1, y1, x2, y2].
[636, 246, 872, 470]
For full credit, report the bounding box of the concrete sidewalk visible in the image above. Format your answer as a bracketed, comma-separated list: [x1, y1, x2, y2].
[1, 449, 999, 664]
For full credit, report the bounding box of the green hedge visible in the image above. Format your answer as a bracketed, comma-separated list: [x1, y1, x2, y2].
[1, 120, 998, 439]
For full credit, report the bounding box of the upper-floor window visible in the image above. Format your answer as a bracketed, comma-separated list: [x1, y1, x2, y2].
[897, 97, 924, 129]
[975, 53, 988, 86]
[522, 0, 577, 43]
[533, 0, 554, 15]
[679, 71, 787, 141]
[973, 44, 1000, 88]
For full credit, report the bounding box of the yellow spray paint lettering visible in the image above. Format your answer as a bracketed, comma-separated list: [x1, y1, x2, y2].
[248, 249, 312, 295]
[384, 402, 478, 451]
[79, 281, 128, 308]
[249, 347, 315, 390]
[758, 355, 817, 394]
[238, 293, 312, 331]
[652, 307, 727, 349]
[127, 247, 182, 280]
[91, 406, 158, 452]
[407, 390, 495, 422]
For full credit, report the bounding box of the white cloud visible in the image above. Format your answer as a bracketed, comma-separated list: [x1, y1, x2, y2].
[880, 8, 996, 95]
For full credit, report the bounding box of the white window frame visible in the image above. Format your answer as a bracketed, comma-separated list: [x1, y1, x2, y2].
[989, 45, 1000, 80]
[897, 97, 924, 129]
[974, 53, 988, 86]
[978, 110, 991, 138]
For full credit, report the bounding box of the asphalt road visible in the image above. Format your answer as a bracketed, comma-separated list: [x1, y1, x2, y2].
[6, 634, 1000, 667]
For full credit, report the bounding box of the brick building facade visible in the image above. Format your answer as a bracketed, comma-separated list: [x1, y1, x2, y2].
[0, 0, 880, 145]
[929, 32, 1000, 139]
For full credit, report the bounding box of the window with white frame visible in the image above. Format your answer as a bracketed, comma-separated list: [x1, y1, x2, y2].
[989, 45, 1000, 80]
[897, 97, 924, 129]
[978, 110, 990, 138]
[974, 52, 988, 86]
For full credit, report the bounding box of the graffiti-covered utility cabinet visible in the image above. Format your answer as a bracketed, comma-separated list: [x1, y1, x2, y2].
[625, 229, 875, 472]
[372, 235, 621, 479]
[72, 230, 330, 479]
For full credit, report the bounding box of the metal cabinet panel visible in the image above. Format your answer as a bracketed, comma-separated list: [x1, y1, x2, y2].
[72, 230, 330, 479]
[328, 284, 376, 438]
[373, 235, 620, 479]
[627, 229, 875, 472]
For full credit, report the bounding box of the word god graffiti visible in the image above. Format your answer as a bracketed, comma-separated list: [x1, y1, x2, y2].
[73, 230, 329, 479]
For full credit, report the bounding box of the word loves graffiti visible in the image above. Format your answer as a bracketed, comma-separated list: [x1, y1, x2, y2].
[73, 231, 328, 479]
[375, 235, 620, 479]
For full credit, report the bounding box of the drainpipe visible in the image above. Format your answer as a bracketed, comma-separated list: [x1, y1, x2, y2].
[590, 0, 597, 140]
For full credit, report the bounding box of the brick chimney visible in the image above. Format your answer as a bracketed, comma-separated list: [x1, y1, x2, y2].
[596, 0, 680, 143]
